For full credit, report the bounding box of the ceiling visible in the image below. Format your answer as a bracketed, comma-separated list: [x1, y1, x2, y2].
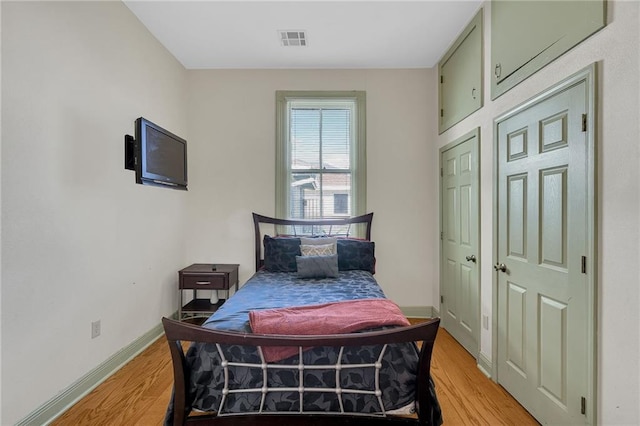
[123, 1, 483, 69]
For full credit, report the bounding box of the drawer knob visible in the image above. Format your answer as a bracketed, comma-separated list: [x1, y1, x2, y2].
[196, 281, 211, 285]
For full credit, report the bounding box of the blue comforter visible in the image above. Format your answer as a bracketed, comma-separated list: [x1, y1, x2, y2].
[202, 269, 387, 332]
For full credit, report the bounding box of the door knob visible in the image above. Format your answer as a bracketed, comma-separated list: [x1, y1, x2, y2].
[494, 263, 507, 272]
[466, 255, 477, 263]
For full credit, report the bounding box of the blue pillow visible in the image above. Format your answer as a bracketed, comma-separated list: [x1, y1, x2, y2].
[337, 239, 375, 273]
[296, 254, 339, 279]
[263, 235, 301, 272]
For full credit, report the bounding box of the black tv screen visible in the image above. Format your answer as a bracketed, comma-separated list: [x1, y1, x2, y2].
[135, 117, 187, 190]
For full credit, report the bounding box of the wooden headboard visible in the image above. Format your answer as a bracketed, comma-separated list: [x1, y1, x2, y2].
[252, 213, 374, 272]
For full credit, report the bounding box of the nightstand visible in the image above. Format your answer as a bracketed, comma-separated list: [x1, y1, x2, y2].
[178, 263, 239, 321]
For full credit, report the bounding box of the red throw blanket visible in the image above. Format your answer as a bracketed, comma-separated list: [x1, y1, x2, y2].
[249, 299, 410, 362]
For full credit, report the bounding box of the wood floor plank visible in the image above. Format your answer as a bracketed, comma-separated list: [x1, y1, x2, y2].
[52, 322, 538, 426]
[430, 329, 538, 426]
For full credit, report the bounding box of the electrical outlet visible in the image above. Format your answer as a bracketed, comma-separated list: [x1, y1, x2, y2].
[91, 320, 101, 339]
[482, 315, 489, 330]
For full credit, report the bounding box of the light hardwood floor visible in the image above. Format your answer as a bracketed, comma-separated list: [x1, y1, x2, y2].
[52, 324, 538, 426]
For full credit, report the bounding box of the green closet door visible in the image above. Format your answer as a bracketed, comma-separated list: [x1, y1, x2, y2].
[491, 0, 605, 99]
[495, 68, 596, 424]
[439, 9, 483, 134]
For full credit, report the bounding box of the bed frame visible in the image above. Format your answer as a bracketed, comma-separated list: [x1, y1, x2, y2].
[163, 213, 441, 426]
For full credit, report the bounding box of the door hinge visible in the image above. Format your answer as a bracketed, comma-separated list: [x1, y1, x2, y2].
[440, 75, 444, 84]
[440, 168, 443, 177]
[581, 396, 586, 415]
[582, 114, 587, 132]
[440, 231, 443, 240]
[581, 256, 587, 274]
[441, 295, 444, 304]
[440, 109, 444, 118]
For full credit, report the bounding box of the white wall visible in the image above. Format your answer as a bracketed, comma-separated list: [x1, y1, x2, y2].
[434, 1, 640, 424]
[1, 2, 188, 424]
[185, 69, 437, 309]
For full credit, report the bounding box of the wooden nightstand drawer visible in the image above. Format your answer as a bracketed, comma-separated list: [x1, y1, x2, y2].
[178, 263, 240, 321]
[181, 274, 227, 290]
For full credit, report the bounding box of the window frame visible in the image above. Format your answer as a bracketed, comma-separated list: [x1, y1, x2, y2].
[275, 91, 366, 220]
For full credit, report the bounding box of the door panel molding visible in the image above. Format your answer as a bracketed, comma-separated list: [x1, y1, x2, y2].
[492, 64, 597, 424]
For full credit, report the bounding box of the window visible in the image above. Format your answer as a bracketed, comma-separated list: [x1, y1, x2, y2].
[276, 91, 366, 220]
[334, 194, 349, 215]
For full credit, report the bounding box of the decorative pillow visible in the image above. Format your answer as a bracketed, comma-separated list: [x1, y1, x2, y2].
[263, 235, 301, 272]
[300, 243, 335, 256]
[300, 236, 337, 254]
[336, 239, 375, 273]
[296, 254, 339, 279]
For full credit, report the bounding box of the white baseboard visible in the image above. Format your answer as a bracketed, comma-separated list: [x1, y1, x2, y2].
[400, 306, 439, 318]
[16, 314, 176, 426]
[477, 352, 492, 378]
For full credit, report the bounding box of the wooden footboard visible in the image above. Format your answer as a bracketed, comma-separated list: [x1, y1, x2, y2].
[162, 317, 441, 426]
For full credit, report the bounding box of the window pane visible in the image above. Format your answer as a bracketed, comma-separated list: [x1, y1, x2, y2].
[290, 172, 351, 219]
[323, 173, 351, 218]
[291, 108, 320, 169]
[290, 173, 320, 219]
[321, 109, 351, 170]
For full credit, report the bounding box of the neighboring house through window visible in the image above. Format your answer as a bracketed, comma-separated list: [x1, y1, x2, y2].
[334, 193, 349, 215]
[275, 91, 366, 221]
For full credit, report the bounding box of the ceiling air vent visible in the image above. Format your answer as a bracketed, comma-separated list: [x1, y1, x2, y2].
[279, 30, 307, 47]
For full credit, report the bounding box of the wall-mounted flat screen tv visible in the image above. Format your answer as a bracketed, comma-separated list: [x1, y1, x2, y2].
[134, 117, 187, 190]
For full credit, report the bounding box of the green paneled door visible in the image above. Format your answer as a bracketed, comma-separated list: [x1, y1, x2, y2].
[440, 129, 480, 357]
[495, 68, 596, 424]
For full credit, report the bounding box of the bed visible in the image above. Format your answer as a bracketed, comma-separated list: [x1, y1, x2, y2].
[163, 213, 442, 425]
